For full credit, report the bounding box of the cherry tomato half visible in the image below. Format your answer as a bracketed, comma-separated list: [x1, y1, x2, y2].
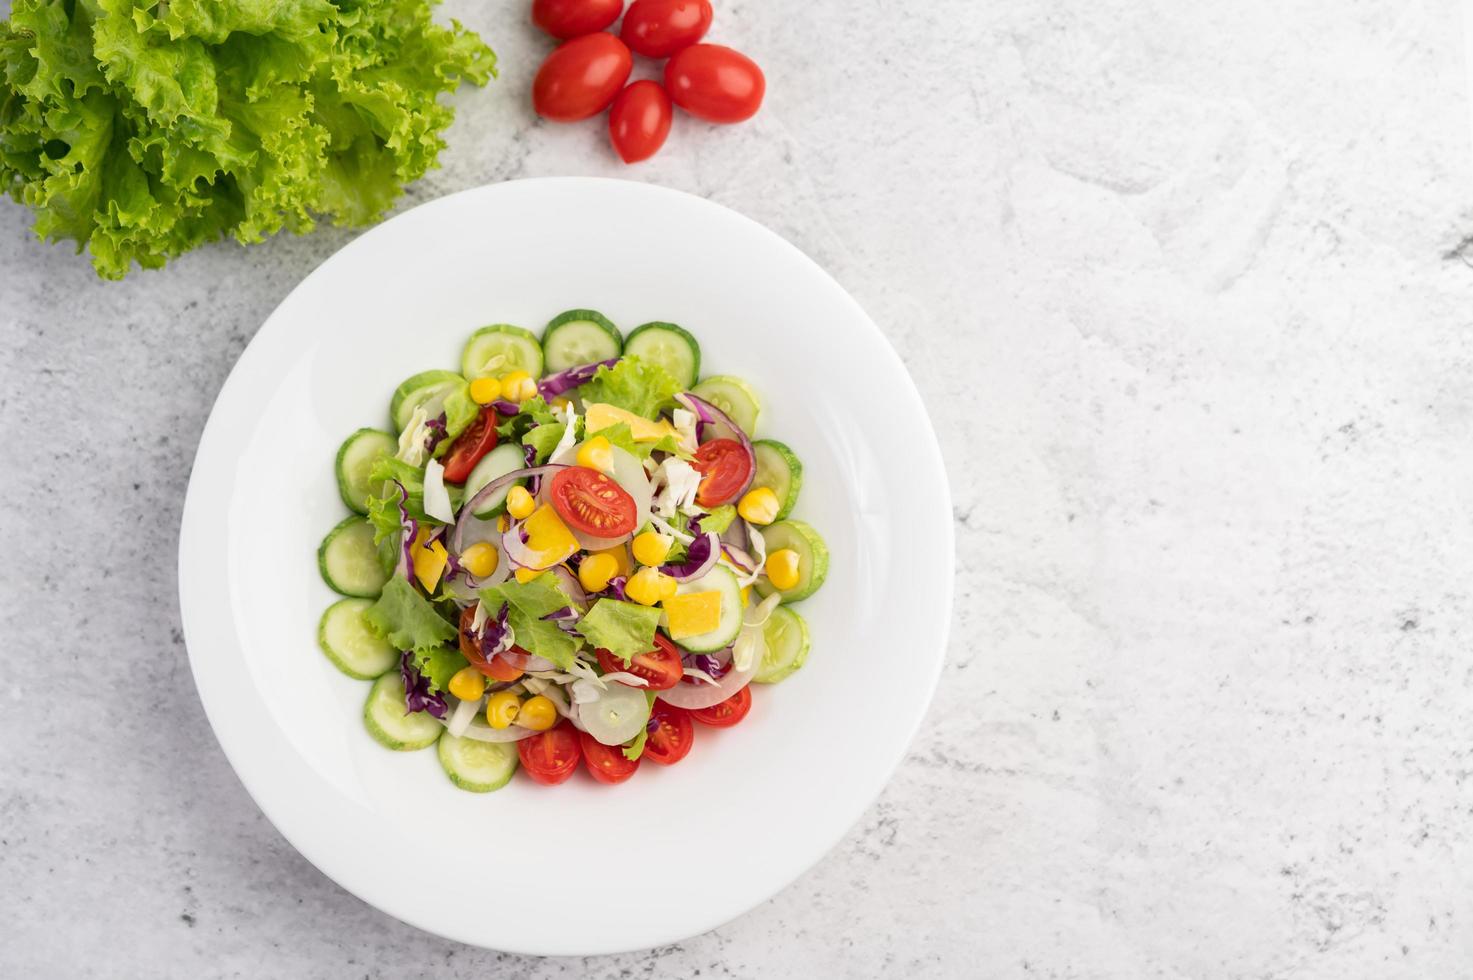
[532, 0, 623, 40]
[533, 33, 633, 122]
[690, 438, 754, 506]
[644, 701, 695, 765]
[519, 722, 583, 785]
[619, 0, 712, 58]
[596, 634, 684, 690]
[441, 406, 498, 483]
[664, 44, 764, 124]
[608, 80, 673, 164]
[580, 731, 641, 784]
[690, 685, 751, 728]
[458, 608, 527, 683]
[548, 466, 638, 537]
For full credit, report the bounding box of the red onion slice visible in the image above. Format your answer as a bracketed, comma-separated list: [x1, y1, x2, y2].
[656, 643, 760, 710]
[663, 531, 721, 582]
[548, 564, 589, 612]
[450, 464, 569, 554]
[498, 649, 558, 673]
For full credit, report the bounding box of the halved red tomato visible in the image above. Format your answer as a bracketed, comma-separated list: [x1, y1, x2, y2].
[548, 466, 638, 537]
[458, 607, 525, 682]
[690, 438, 753, 507]
[690, 686, 751, 728]
[441, 406, 498, 483]
[595, 634, 684, 690]
[580, 732, 640, 784]
[519, 722, 582, 785]
[644, 701, 695, 765]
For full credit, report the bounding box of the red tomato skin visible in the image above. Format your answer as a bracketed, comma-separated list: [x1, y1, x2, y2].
[595, 637, 683, 690]
[548, 466, 638, 537]
[619, 0, 712, 58]
[519, 723, 582, 785]
[691, 438, 754, 506]
[690, 685, 752, 727]
[441, 407, 498, 483]
[664, 44, 764, 124]
[580, 732, 641, 784]
[644, 702, 695, 765]
[608, 80, 673, 164]
[533, 34, 634, 122]
[531, 0, 623, 40]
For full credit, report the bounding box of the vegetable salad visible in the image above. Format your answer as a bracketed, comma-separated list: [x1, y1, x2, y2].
[317, 311, 827, 790]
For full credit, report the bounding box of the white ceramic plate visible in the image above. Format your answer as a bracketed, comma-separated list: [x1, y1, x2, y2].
[179, 177, 952, 955]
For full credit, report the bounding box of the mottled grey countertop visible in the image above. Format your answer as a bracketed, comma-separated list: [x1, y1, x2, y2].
[5, 1, 1473, 977]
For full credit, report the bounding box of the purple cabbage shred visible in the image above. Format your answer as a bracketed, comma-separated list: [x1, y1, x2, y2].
[400, 652, 448, 719]
[537, 358, 620, 400]
[423, 414, 448, 454]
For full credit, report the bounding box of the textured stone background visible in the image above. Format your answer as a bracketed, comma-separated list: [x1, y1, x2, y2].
[4, 1, 1473, 976]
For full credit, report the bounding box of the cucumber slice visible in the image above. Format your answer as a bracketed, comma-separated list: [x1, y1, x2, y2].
[624, 322, 701, 389]
[669, 565, 743, 652]
[363, 671, 442, 751]
[437, 731, 520, 792]
[318, 598, 400, 679]
[464, 443, 527, 518]
[390, 370, 467, 432]
[319, 516, 391, 597]
[462, 324, 543, 380]
[754, 606, 810, 683]
[753, 520, 829, 603]
[751, 439, 803, 521]
[543, 309, 622, 373]
[335, 428, 397, 514]
[690, 375, 760, 436]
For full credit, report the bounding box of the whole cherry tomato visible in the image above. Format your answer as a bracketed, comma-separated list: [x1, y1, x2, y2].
[608, 80, 673, 164]
[533, 33, 633, 122]
[531, 0, 623, 40]
[619, 0, 712, 58]
[664, 44, 764, 124]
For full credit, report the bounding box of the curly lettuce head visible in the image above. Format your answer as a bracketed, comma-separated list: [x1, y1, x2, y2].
[0, 0, 495, 278]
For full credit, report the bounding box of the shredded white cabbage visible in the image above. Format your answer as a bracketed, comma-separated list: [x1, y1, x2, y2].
[395, 406, 432, 466]
[732, 523, 767, 587]
[652, 458, 701, 518]
[422, 458, 456, 523]
[447, 694, 482, 737]
[672, 408, 699, 454]
[550, 407, 580, 462]
[470, 600, 489, 633]
[600, 672, 650, 688]
[682, 667, 721, 686]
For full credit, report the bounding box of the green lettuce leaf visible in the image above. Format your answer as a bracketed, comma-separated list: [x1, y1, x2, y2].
[699, 504, 737, 535]
[522, 422, 567, 464]
[479, 572, 579, 669]
[413, 644, 470, 695]
[0, 0, 495, 278]
[364, 577, 456, 654]
[580, 358, 681, 420]
[621, 691, 658, 762]
[576, 598, 662, 663]
[496, 395, 558, 439]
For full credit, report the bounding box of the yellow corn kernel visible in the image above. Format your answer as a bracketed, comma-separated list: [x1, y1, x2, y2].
[579, 552, 619, 592]
[486, 691, 522, 729]
[514, 567, 542, 584]
[741, 585, 751, 608]
[631, 530, 672, 567]
[737, 486, 780, 525]
[518, 695, 558, 731]
[577, 435, 614, 474]
[552, 396, 573, 413]
[500, 370, 537, 403]
[506, 485, 536, 520]
[469, 376, 503, 405]
[657, 572, 679, 601]
[766, 548, 801, 591]
[626, 566, 670, 606]
[460, 542, 498, 579]
[448, 666, 486, 702]
[592, 545, 632, 579]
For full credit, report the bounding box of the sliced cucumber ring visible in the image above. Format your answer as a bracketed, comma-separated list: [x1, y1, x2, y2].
[754, 605, 810, 684]
[318, 598, 399, 679]
[624, 321, 701, 389]
[753, 520, 829, 603]
[751, 439, 803, 521]
[464, 443, 527, 518]
[335, 428, 396, 514]
[667, 564, 743, 652]
[319, 516, 391, 598]
[363, 671, 442, 751]
[462, 324, 543, 380]
[543, 309, 622, 372]
[690, 375, 759, 436]
[390, 370, 467, 432]
[437, 730, 519, 792]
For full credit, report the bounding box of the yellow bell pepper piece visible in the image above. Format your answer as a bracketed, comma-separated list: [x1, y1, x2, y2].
[664, 590, 722, 640]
